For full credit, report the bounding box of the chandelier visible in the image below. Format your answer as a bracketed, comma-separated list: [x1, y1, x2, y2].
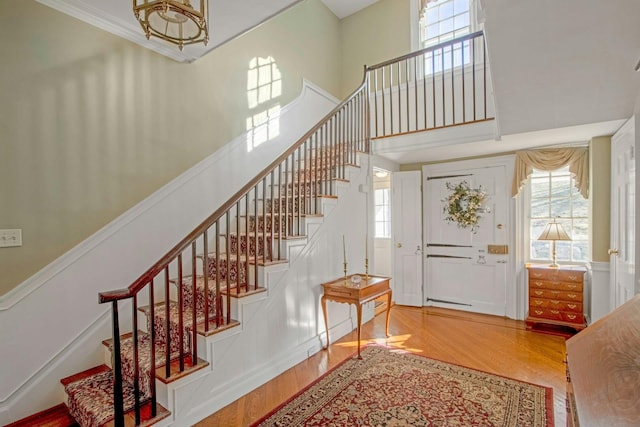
[133, 0, 209, 50]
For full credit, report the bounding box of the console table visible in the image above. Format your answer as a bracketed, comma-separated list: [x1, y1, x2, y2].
[321, 274, 392, 359]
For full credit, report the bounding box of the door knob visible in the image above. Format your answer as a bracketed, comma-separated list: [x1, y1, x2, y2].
[496, 224, 503, 229]
[396, 243, 402, 248]
[608, 248, 619, 256]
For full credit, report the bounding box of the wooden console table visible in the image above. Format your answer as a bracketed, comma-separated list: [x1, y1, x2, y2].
[321, 274, 392, 359]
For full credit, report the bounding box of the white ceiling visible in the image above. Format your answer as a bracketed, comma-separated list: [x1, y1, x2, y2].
[321, 0, 380, 19]
[35, 0, 303, 63]
[35, 0, 640, 163]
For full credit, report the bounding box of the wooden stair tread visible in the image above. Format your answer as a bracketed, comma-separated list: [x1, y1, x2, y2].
[101, 402, 170, 427]
[5, 403, 78, 427]
[156, 355, 209, 383]
[197, 318, 241, 336]
[61, 365, 110, 387]
[222, 287, 267, 298]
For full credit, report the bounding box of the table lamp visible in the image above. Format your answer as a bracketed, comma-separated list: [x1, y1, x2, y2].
[537, 219, 571, 267]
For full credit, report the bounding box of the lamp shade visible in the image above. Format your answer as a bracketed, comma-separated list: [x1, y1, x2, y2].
[537, 220, 571, 241]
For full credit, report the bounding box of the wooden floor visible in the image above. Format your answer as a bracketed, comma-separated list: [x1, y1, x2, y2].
[195, 305, 568, 426]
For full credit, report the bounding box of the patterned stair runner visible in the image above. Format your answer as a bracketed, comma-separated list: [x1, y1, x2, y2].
[60, 153, 349, 426]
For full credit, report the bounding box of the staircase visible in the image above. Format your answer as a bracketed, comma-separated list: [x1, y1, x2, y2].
[55, 79, 369, 426]
[6, 32, 495, 427]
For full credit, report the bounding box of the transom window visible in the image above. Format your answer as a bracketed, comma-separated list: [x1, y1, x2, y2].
[529, 166, 590, 263]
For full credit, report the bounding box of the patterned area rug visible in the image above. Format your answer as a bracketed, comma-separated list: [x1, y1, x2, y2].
[252, 346, 553, 427]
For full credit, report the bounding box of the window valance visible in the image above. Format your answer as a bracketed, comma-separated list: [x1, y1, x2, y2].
[511, 148, 589, 199]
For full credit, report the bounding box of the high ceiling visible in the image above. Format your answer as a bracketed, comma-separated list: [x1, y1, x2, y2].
[35, 0, 640, 163]
[35, 0, 304, 63]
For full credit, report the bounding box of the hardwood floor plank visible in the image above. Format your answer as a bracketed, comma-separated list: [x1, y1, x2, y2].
[195, 306, 567, 426]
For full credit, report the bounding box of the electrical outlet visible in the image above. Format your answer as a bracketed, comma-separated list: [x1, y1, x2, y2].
[0, 229, 22, 248]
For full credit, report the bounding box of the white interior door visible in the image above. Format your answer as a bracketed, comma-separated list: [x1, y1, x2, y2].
[391, 171, 423, 306]
[424, 165, 509, 316]
[611, 119, 636, 310]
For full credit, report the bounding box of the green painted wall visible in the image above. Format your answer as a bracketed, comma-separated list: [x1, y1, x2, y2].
[339, 0, 412, 98]
[590, 136, 611, 262]
[0, 0, 341, 295]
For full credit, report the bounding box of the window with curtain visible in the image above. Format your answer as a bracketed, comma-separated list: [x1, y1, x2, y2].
[529, 166, 591, 263]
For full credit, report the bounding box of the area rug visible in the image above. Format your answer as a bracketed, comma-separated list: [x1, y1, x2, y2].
[252, 345, 553, 427]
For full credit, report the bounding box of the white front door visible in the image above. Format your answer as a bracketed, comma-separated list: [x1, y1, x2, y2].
[391, 171, 423, 306]
[610, 119, 636, 309]
[424, 164, 509, 316]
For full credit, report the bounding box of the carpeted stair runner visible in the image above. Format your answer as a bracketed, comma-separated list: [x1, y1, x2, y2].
[60, 150, 352, 426]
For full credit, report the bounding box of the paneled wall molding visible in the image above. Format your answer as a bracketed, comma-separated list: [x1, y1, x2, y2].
[0, 80, 339, 424]
[586, 261, 610, 324]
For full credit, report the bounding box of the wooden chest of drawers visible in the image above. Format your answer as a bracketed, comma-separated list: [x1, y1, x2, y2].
[526, 265, 587, 331]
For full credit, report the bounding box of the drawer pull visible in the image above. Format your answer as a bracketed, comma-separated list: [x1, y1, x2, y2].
[532, 272, 543, 278]
[534, 290, 543, 296]
[567, 294, 577, 299]
[568, 304, 577, 309]
[534, 281, 543, 286]
[551, 310, 560, 314]
[534, 300, 544, 306]
[566, 314, 577, 320]
[568, 275, 577, 280]
[567, 284, 577, 289]
[534, 310, 544, 315]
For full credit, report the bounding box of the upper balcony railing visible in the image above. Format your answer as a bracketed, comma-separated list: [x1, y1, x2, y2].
[94, 31, 492, 427]
[366, 31, 494, 139]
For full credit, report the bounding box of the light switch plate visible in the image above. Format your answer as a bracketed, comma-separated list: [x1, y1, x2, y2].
[0, 229, 22, 248]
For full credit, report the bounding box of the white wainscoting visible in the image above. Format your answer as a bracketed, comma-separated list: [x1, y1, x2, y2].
[587, 261, 611, 324]
[0, 80, 344, 425]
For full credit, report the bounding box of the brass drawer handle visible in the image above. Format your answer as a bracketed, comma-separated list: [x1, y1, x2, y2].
[532, 272, 543, 278]
[566, 314, 577, 320]
[534, 310, 544, 315]
[567, 284, 577, 289]
[534, 300, 543, 306]
[567, 294, 577, 299]
[568, 275, 578, 280]
[534, 290, 543, 296]
[551, 310, 560, 314]
[568, 304, 577, 309]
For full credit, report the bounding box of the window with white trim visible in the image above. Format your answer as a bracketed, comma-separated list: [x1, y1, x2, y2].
[418, 0, 478, 73]
[375, 188, 391, 238]
[529, 166, 591, 263]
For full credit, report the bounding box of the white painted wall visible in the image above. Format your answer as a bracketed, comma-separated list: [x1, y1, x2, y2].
[587, 262, 610, 324]
[179, 160, 373, 426]
[0, 81, 347, 425]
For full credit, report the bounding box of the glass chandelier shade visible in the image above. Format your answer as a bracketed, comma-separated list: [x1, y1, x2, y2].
[133, 0, 209, 50]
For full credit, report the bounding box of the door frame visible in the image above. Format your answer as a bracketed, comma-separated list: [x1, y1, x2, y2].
[422, 155, 518, 319]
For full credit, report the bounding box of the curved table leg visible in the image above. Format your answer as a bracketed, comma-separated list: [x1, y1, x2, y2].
[321, 295, 329, 349]
[385, 290, 392, 338]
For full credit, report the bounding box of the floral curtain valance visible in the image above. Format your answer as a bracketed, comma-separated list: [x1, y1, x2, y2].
[511, 148, 589, 199]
